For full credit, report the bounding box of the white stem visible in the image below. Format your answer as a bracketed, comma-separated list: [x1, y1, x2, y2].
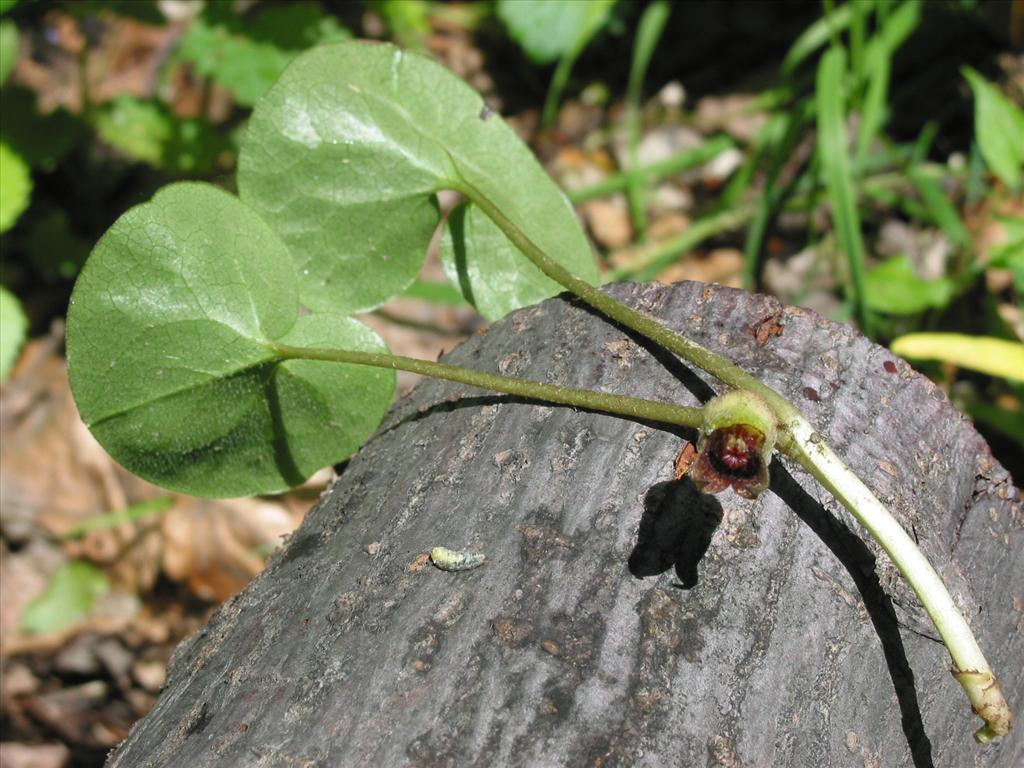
[784, 416, 1013, 742]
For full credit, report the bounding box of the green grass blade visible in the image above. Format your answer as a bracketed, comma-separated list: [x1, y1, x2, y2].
[603, 205, 754, 283]
[816, 46, 872, 334]
[876, 0, 922, 52]
[568, 136, 734, 203]
[541, 0, 616, 129]
[908, 169, 970, 247]
[848, 0, 868, 87]
[782, 2, 852, 74]
[61, 496, 175, 539]
[625, 0, 671, 242]
[740, 112, 799, 288]
[848, 1, 921, 166]
[855, 38, 890, 167]
[542, 54, 576, 130]
[740, 103, 817, 288]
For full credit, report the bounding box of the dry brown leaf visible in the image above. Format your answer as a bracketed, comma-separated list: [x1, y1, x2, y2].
[0, 742, 71, 768]
[581, 197, 633, 249]
[657, 248, 743, 288]
[693, 93, 769, 142]
[14, 11, 176, 114]
[1, 339, 147, 542]
[161, 497, 297, 603]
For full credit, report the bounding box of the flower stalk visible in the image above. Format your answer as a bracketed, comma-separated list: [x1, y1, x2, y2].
[270, 343, 703, 430]
[788, 417, 1013, 743]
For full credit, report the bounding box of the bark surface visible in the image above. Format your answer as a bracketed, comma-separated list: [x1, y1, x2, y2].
[107, 282, 1022, 768]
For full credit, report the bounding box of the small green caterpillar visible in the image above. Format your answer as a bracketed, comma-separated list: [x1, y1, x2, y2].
[430, 547, 486, 572]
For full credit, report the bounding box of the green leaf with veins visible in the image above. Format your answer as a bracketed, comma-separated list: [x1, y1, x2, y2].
[66, 182, 394, 497]
[238, 41, 597, 319]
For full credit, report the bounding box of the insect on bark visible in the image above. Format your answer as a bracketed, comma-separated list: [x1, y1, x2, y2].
[430, 547, 486, 572]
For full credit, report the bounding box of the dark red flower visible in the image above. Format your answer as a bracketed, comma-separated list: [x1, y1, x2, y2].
[689, 424, 770, 499]
[686, 390, 777, 499]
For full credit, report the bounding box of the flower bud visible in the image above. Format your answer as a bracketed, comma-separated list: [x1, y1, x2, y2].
[688, 390, 777, 499]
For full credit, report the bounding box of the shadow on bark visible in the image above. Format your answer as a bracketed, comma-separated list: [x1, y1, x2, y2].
[263, 366, 306, 488]
[627, 461, 939, 767]
[628, 478, 723, 588]
[771, 463, 936, 768]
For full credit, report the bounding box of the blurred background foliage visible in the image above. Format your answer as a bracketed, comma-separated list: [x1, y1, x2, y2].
[0, 2, 1021, 763]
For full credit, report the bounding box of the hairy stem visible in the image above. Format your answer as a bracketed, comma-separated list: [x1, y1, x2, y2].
[458, 180, 770, 395]
[457, 178, 1012, 741]
[270, 344, 703, 429]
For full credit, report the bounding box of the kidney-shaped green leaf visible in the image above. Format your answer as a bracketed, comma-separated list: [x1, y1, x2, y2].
[238, 41, 597, 319]
[67, 182, 394, 497]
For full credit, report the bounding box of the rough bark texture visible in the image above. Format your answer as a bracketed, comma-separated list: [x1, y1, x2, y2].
[107, 282, 1022, 768]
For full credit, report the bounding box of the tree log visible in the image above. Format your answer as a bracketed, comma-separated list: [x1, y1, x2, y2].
[107, 282, 1022, 768]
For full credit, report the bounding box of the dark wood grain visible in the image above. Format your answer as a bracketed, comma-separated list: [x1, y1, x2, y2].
[107, 282, 1023, 768]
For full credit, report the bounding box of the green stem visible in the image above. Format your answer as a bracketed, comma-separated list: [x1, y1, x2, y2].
[458, 177, 791, 417]
[542, 53, 575, 130]
[61, 497, 174, 539]
[454, 177, 1013, 742]
[270, 344, 702, 429]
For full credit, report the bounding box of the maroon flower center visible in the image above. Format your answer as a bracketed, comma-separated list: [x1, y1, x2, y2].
[705, 425, 764, 479]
